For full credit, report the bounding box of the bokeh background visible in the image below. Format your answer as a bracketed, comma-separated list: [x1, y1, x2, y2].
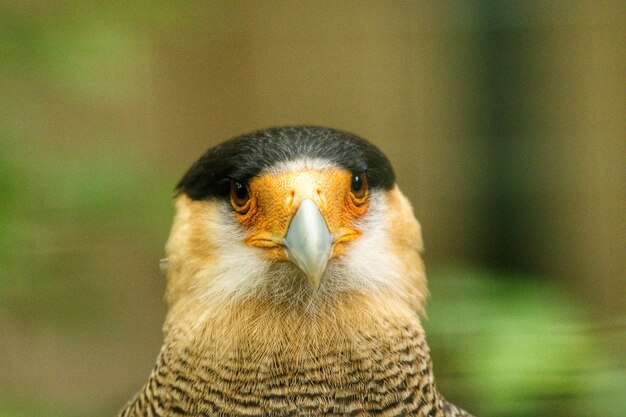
[0, 2, 624, 416]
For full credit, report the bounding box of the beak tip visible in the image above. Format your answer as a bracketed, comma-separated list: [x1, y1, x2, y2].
[284, 199, 333, 291]
[306, 265, 326, 291]
[285, 250, 328, 291]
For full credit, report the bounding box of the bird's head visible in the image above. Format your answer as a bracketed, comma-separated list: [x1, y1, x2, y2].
[164, 126, 427, 321]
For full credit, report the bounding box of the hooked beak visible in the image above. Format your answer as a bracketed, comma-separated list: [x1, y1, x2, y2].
[284, 199, 333, 290]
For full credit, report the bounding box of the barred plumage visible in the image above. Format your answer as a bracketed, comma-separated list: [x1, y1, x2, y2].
[117, 127, 474, 417]
[119, 301, 465, 416]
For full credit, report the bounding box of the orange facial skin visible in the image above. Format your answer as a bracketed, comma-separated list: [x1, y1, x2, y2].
[231, 169, 369, 260]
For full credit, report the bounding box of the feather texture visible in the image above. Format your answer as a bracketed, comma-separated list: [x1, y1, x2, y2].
[118, 127, 475, 416]
[119, 295, 470, 416]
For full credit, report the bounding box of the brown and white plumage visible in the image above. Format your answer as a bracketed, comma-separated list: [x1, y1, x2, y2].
[118, 126, 474, 417]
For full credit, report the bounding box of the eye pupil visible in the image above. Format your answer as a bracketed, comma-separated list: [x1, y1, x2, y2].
[351, 175, 362, 192]
[234, 182, 247, 200]
[230, 180, 250, 211]
[350, 171, 368, 201]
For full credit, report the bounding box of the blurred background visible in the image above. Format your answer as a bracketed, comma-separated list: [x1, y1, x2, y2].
[0, 1, 624, 416]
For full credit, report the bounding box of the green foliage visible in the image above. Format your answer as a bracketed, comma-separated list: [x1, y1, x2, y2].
[0, 136, 172, 326]
[0, 3, 622, 417]
[425, 267, 626, 417]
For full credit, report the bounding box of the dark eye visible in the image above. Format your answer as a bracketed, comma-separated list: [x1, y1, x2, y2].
[230, 180, 251, 212]
[350, 172, 368, 201]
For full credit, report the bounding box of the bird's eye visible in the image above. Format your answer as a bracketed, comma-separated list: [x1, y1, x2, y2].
[350, 172, 368, 202]
[230, 180, 251, 213]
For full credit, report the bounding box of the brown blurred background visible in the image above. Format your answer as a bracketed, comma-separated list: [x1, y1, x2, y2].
[0, 2, 624, 417]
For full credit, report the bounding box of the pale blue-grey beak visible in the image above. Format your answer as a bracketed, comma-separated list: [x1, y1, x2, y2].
[284, 199, 333, 290]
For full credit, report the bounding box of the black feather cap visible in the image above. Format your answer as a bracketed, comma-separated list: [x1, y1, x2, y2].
[177, 126, 395, 200]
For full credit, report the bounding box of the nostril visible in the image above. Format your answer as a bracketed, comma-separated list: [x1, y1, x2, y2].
[287, 190, 296, 208]
[315, 187, 326, 207]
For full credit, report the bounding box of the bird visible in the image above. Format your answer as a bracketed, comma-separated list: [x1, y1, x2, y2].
[117, 126, 474, 417]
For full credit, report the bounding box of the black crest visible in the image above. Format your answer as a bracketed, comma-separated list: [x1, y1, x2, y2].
[177, 126, 395, 200]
